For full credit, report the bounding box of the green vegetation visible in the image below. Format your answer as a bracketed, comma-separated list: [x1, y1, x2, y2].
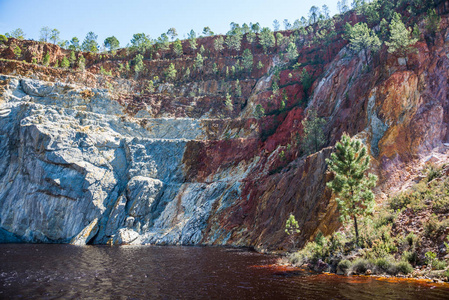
[60, 56, 70, 69]
[0, 34, 7, 44]
[326, 134, 377, 244]
[386, 13, 418, 56]
[133, 54, 145, 77]
[39, 26, 51, 42]
[165, 63, 177, 81]
[13, 45, 21, 59]
[50, 29, 60, 44]
[6, 28, 25, 40]
[42, 52, 50, 66]
[130, 33, 151, 53]
[345, 22, 381, 63]
[173, 39, 183, 56]
[104, 36, 120, 51]
[301, 109, 326, 155]
[82, 32, 99, 53]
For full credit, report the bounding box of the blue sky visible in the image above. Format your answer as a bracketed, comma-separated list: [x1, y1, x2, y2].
[1, 0, 340, 47]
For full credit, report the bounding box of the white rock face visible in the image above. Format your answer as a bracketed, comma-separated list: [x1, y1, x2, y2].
[0, 75, 247, 245]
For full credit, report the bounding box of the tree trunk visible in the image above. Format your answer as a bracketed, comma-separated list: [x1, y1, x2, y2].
[353, 214, 359, 246]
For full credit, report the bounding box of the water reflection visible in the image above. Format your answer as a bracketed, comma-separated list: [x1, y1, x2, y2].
[1, 244, 449, 299]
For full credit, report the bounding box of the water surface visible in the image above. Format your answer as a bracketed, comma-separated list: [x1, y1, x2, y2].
[1, 244, 449, 299]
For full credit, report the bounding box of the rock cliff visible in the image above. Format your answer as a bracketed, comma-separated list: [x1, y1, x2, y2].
[1, 3, 449, 250]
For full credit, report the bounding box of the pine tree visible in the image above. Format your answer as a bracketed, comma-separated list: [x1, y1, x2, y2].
[173, 39, 183, 56]
[242, 49, 253, 72]
[385, 12, 418, 56]
[61, 56, 70, 68]
[326, 133, 377, 244]
[301, 109, 327, 155]
[285, 214, 301, 249]
[39, 26, 51, 42]
[165, 63, 177, 81]
[286, 42, 298, 61]
[104, 36, 120, 51]
[259, 27, 275, 53]
[345, 22, 381, 63]
[42, 52, 50, 66]
[82, 32, 99, 53]
[214, 36, 224, 53]
[133, 54, 144, 77]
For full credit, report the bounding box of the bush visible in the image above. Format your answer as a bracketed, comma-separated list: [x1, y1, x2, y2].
[337, 259, 351, 274]
[350, 258, 372, 274]
[405, 232, 418, 248]
[13, 45, 21, 58]
[374, 257, 393, 273]
[389, 181, 429, 212]
[424, 215, 449, 238]
[0, 34, 7, 44]
[42, 53, 50, 66]
[402, 250, 418, 265]
[394, 261, 413, 274]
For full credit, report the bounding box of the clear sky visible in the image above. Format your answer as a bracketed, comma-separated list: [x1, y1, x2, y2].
[0, 0, 340, 47]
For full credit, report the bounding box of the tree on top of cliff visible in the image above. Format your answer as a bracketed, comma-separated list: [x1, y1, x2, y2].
[82, 32, 99, 53]
[130, 33, 151, 53]
[6, 28, 25, 40]
[188, 30, 197, 51]
[69, 37, 80, 51]
[202, 27, 214, 36]
[309, 6, 320, 24]
[337, 0, 349, 14]
[50, 29, 60, 44]
[345, 22, 381, 64]
[273, 19, 280, 31]
[39, 27, 51, 43]
[259, 27, 275, 53]
[326, 133, 377, 245]
[104, 36, 120, 51]
[385, 12, 418, 56]
[167, 28, 178, 41]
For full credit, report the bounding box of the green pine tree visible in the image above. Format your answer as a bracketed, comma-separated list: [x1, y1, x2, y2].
[301, 109, 326, 154]
[345, 22, 381, 63]
[165, 63, 177, 81]
[326, 133, 377, 244]
[285, 214, 300, 249]
[385, 12, 418, 56]
[60, 56, 70, 68]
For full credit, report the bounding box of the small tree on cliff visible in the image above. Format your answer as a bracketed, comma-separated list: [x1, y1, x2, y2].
[301, 109, 327, 155]
[345, 22, 381, 64]
[285, 214, 300, 249]
[385, 12, 418, 56]
[326, 133, 377, 245]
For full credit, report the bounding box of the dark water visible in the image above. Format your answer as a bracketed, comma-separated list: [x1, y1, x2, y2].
[1, 245, 449, 299]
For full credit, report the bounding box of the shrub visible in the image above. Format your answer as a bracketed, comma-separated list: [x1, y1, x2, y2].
[350, 258, 371, 274]
[402, 250, 418, 265]
[0, 34, 8, 44]
[426, 164, 442, 182]
[61, 56, 70, 69]
[42, 53, 50, 66]
[337, 259, 351, 274]
[424, 215, 449, 237]
[405, 232, 418, 248]
[374, 257, 393, 273]
[13, 45, 21, 58]
[394, 261, 413, 274]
